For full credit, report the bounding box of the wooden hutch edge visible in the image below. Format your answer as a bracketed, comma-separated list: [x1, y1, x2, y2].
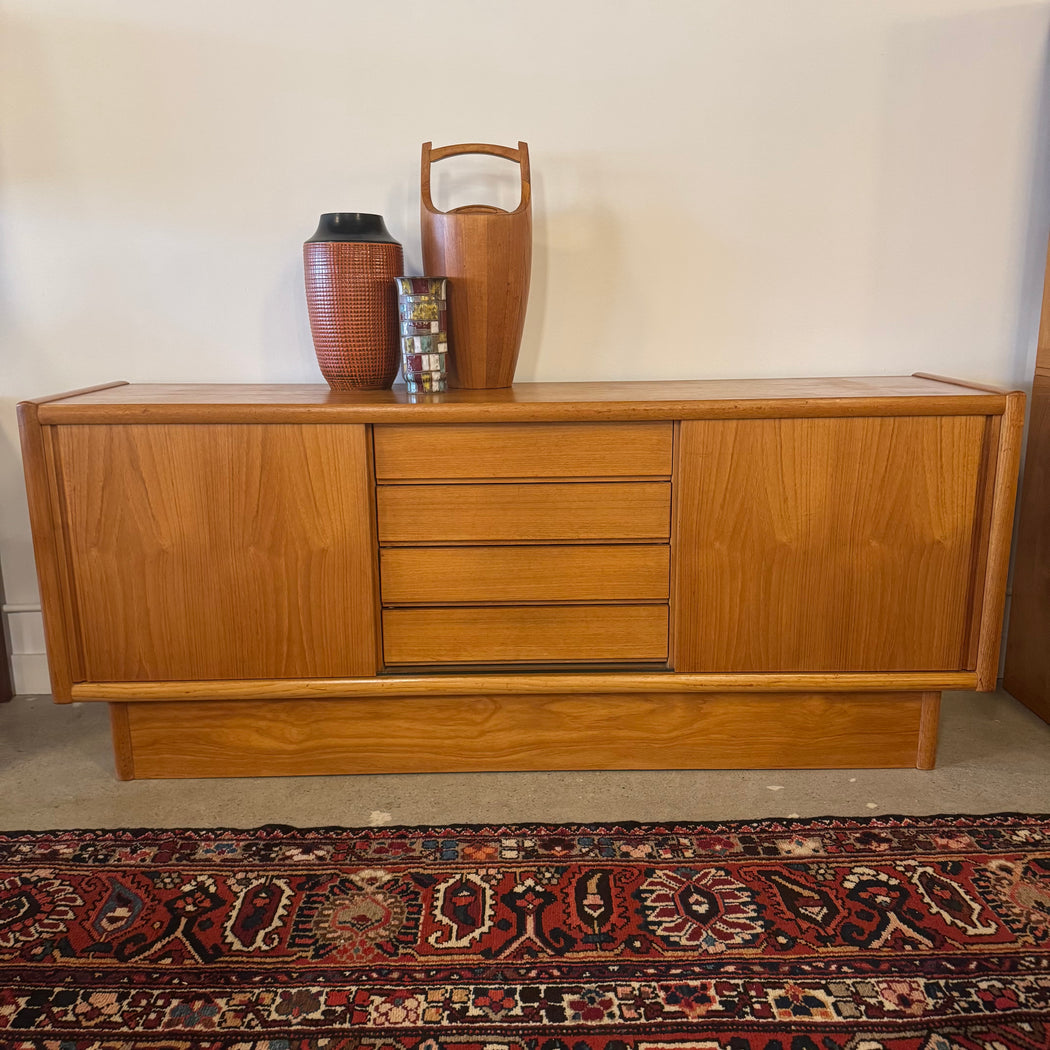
[27, 376, 1014, 425]
[34, 396, 1009, 425]
[975, 391, 1026, 689]
[15, 401, 81, 701]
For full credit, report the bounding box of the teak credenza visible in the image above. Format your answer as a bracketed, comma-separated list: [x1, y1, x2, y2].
[18, 377, 1024, 779]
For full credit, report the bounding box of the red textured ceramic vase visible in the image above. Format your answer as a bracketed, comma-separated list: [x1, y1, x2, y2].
[303, 213, 404, 390]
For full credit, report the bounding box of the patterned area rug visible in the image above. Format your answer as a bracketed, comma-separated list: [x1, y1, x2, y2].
[1, 815, 1048, 1049]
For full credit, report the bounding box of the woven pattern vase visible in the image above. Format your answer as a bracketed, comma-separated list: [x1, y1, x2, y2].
[304, 213, 404, 391]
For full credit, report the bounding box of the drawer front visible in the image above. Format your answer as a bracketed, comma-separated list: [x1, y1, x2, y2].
[376, 482, 671, 543]
[380, 544, 670, 604]
[374, 422, 673, 479]
[383, 604, 669, 665]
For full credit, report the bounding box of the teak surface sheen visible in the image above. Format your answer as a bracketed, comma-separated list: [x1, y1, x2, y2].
[55, 424, 378, 681]
[674, 415, 986, 672]
[373, 422, 673, 479]
[118, 692, 928, 778]
[379, 545, 671, 604]
[376, 482, 671, 543]
[33, 376, 1008, 424]
[382, 604, 669, 665]
[17, 377, 1022, 777]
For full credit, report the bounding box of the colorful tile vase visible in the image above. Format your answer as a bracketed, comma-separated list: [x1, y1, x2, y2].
[396, 277, 448, 393]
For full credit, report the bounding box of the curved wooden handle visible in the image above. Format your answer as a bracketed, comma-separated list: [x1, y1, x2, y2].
[421, 141, 531, 215]
[430, 142, 523, 163]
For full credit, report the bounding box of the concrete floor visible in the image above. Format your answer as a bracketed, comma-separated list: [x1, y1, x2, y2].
[0, 689, 1047, 831]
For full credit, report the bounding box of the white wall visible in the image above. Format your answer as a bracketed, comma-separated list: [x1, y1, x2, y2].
[3, 0, 1049, 691]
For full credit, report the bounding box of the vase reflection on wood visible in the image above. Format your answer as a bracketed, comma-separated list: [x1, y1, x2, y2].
[303, 213, 403, 390]
[420, 142, 532, 389]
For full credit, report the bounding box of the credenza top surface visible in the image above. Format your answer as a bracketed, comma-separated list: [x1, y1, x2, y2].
[25, 375, 1017, 424]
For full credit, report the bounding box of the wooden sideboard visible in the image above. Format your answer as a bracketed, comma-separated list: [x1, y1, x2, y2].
[18, 376, 1024, 779]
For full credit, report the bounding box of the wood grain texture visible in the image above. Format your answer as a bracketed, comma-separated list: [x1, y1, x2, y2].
[376, 482, 671, 543]
[54, 423, 379, 681]
[374, 422, 673, 479]
[428, 142, 525, 164]
[975, 391, 1025, 689]
[383, 604, 669, 665]
[71, 671, 978, 701]
[35, 378, 1010, 425]
[108, 703, 134, 780]
[1004, 374, 1050, 717]
[667, 420, 682, 672]
[380, 544, 670, 604]
[962, 417, 999, 671]
[121, 691, 929, 778]
[16, 402, 80, 700]
[421, 141, 531, 389]
[41, 428, 88, 691]
[916, 692, 941, 770]
[674, 416, 986, 672]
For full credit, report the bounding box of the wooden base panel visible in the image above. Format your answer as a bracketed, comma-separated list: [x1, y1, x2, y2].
[110, 691, 935, 779]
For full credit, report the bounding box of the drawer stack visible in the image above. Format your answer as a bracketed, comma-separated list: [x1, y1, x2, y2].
[373, 422, 674, 668]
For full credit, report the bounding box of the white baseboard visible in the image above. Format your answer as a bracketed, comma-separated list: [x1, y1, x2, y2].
[11, 653, 51, 695]
[3, 607, 50, 697]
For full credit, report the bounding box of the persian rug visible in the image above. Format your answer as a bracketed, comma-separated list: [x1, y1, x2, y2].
[0, 815, 1048, 1049]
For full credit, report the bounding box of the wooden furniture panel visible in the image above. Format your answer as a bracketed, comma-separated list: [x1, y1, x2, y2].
[53, 423, 379, 681]
[383, 604, 669, 665]
[674, 415, 987, 672]
[374, 422, 673, 479]
[1005, 374, 1050, 717]
[376, 481, 671, 543]
[974, 392, 1025, 689]
[380, 544, 670, 604]
[114, 691, 933, 779]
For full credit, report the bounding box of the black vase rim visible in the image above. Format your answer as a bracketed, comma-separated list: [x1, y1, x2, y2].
[306, 212, 400, 244]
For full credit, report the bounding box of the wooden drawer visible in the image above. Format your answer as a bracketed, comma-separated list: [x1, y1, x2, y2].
[374, 422, 673, 479]
[376, 482, 671, 543]
[380, 544, 670, 604]
[383, 604, 669, 665]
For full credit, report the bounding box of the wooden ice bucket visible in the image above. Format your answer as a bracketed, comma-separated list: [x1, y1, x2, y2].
[420, 141, 532, 389]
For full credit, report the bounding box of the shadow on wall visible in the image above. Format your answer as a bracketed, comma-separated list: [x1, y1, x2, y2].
[1009, 20, 1050, 387]
[260, 263, 320, 383]
[869, 4, 1050, 383]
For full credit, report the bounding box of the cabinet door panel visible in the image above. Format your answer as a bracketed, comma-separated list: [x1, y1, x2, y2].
[674, 416, 987, 672]
[55, 424, 378, 681]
